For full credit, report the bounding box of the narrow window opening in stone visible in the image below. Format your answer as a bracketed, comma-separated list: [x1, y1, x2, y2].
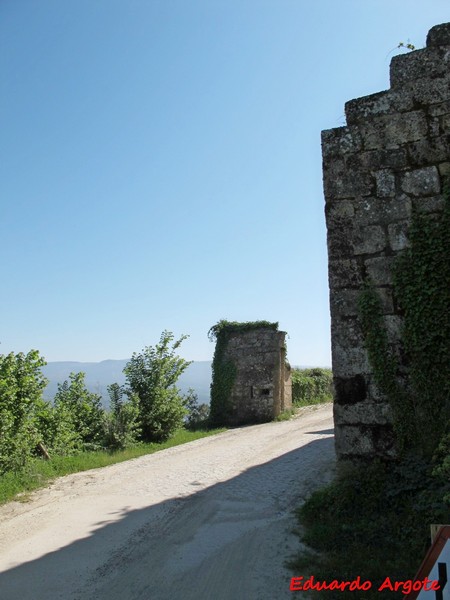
[260, 388, 271, 396]
[250, 386, 254, 398]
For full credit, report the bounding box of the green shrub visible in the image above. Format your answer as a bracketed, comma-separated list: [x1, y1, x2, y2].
[184, 389, 210, 430]
[291, 368, 332, 406]
[124, 331, 191, 442]
[0, 350, 48, 474]
[33, 397, 82, 455]
[103, 384, 141, 450]
[124, 332, 190, 442]
[274, 408, 296, 421]
[53, 372, 106, 451]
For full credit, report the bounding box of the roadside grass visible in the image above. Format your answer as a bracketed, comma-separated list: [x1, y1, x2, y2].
[276, 398, 333, 422]
[290, 456, 450, 599]
[0, 427, 226, 505]
[293, 393, 332, 408]
[274, 408, 297, 421]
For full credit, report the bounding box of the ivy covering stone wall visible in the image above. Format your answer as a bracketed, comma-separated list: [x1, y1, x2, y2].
[322, 22, 450, 461]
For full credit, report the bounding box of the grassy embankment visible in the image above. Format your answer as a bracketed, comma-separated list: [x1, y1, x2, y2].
[0, 427, 226, 505]
[288, 372, 449, 597]
[290, 452, 450, 599]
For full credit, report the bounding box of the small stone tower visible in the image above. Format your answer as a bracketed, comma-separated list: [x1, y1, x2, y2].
[209, 321, 292, 426]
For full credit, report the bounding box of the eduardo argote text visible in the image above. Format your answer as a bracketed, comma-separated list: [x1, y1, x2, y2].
[290, 575, 441, 594]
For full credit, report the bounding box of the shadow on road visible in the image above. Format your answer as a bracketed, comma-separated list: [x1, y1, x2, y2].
[0, 434, 335, 600]
[304, 428, 334, 435]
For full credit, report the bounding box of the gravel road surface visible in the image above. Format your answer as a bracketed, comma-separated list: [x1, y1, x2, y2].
[0, 404, 335, 600]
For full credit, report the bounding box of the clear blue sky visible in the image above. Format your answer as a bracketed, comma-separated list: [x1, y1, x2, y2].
[1, 1, 448, 365]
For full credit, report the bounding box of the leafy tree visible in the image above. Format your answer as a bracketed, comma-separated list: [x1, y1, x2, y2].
[104, 383, 140, 449]
[33, 396, 81, 456]
[124, 331, 191, 442]
[183, 389, 210, 430]
[53, 372, 105, 451]
[0, 350, 47, 473]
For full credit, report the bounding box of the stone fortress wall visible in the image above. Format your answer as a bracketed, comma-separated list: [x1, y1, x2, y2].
[322, 23, 450, 460]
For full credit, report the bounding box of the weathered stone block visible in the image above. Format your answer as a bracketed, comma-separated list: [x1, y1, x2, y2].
[426, 22, 450, 47]
[390, 47, 450, 88]
[429, 116, 442, 139]
[353, 225, 386, 255]
[334, 424, 375, 456]
[354, 195, 411, 226]
[345, 89, 413, 125]
[429, 101, 450, 117]
[331, 316, 365, 349]
[413, 194, 447, 213]
[406, 135, 450, 166]
[321, 126, 362, 159]
[388, 221, 410, 251]
[335, 424, 396, 459]
[329, 289, 361, 318]
[327, 219, 354, 259]
[330, 287, 393, 319]
[438, 162, 450, 176]
[345, 148, 409, 171]
[408, 76, 450, 107]
[375, 169, 396, 197]
[377, 148, 409, 170]
[328, 258, 364, 289]
[345, 151, 378, 171]
[401, 166, 441, 196]
[323, 160, 374, 199]
[358, 111, 427, 150]
[334, 401, 392, 425]
[384, 315, 403, 344]
[325, 200, 355, 221]
[332, 344, 370, 377]
[365, 256, 395, 285]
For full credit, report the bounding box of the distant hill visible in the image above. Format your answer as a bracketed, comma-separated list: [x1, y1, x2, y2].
[42, 360, 213, 407]
[41, 360, 329, 408]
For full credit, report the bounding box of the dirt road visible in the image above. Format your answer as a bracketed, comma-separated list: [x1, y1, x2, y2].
[0, 404, 335, 600]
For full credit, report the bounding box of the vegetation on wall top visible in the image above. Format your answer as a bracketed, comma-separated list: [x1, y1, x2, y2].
[207, 319, 279, 342]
